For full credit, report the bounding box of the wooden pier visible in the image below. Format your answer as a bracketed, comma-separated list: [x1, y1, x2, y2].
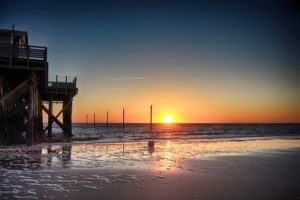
[0, 28, 78, 145]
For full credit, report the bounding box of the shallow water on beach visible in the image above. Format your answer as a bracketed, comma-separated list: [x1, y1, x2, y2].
[1, 137, 300, 171]
[51, 123, 300, 142]
[1, 137, 300, 199]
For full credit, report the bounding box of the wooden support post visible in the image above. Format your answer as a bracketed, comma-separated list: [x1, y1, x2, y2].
[150, 105, 153, 132]
[106, 111, 109, 127]
[0, 75, 4, 109]
[93, 113, 96, 127]
[48, 96, 53, 138]
[63, 97, 73, 138]
[33, 85, 40, 144]
[86, 113, 88, 126]
[27, 74, 36, 146]
[122, 108, 125, 130]
[0, 75, 4, 144]
[37, 97, 43, 141]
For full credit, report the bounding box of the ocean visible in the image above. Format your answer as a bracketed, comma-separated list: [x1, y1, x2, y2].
[49, 123, 300, 142]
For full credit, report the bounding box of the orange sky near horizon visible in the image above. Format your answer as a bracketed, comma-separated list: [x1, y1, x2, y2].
[45, 80, 300, 124]
[67, 73, 300, 123]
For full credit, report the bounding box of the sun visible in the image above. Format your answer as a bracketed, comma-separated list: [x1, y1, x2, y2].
[163, 115, 173, 123]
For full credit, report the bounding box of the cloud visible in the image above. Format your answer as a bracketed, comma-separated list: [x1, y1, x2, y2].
[103, 77, 152, 81]
[99, 87, 135, 91]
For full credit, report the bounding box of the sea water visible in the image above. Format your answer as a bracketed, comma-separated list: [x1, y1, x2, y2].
[49, 123, 300, 143]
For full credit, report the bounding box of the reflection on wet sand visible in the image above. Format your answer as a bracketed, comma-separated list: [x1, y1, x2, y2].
[0, 144, 72, 170]
[0, 138, 300, 200]
[148, 141, 155, 156]
[0, 137, 300, 171]
[45, 145, 72, 167]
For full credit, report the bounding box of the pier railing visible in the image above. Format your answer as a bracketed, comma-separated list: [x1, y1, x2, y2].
[0, 43, 47, 60]
[0, 43, 47, 69]
[48, 75, 77, 88]
[47, 75, 78, 95]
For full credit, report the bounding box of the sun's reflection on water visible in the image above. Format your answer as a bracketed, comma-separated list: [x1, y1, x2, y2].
[0, 137, 300, 172]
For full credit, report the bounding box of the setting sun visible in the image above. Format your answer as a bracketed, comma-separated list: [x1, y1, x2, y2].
[163, 115, 173, 123]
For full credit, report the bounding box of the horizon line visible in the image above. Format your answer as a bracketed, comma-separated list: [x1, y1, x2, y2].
[69, 122, 300, 124]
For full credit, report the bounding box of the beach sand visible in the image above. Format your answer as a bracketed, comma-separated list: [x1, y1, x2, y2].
[1, 138, 300, 199]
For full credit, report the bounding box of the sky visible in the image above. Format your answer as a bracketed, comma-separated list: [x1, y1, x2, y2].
[1, 0, 300, 123]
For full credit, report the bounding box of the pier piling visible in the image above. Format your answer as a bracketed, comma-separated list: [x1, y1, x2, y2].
[48, 96, 53, 138]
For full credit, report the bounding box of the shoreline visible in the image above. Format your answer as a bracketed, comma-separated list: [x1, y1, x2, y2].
[1, 135, 300, 150]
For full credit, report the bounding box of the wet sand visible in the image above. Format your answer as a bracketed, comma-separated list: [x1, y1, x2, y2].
[1, 138, 300, 199]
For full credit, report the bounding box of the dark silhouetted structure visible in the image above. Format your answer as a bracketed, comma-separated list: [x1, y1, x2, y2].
[0, 27, 78, 145]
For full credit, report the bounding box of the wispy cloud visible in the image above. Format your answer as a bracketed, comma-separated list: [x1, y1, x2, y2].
[99, 87, 135, 91]
[103, 77, 152, 81]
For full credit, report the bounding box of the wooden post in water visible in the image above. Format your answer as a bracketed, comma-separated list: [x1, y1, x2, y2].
[86, 113, 88, 126]
[93, 113, 96, 127]
[106, 111, 109, 127]
[150, 105, 153, 132]
[122, 108, 125, 130]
